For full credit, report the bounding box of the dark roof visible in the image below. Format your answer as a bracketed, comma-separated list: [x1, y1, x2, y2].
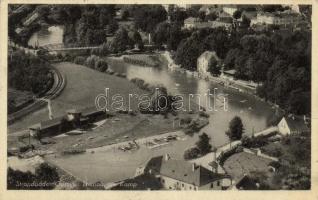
[40, 116, 64, 129]
[236, 175, 258, 190]
[284, 116, 310, 133]
[158, 158, 226, 186]
[145, 156, 163, 174]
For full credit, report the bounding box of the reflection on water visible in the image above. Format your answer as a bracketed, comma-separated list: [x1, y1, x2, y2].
[47, 57, 275, 184]
[108, 57, 274, 145]
[28, 26, 64, 47]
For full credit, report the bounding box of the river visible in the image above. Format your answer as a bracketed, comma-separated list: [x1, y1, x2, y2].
[27, 27, 276, 185]
[28, 25, 64, 48]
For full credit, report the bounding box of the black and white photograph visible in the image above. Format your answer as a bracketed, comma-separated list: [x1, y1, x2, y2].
[5, 3, 313, 191]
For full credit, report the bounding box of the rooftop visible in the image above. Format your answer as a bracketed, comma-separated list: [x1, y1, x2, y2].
[283, 115, 310, 133]
[145, 155, 228, 187]
[198, 51, 219, 61]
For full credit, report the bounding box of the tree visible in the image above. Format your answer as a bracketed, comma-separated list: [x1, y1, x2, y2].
[133, 5, 167, 33]
[175, 36, 205, 71]
[121, 9, 129, 20]
[233, 10, 242, 20]
[226, 116, 244, 141]
[94, 59, 108, 72]
[109, 28, 130, 53]
[208, 54, 220, 76]
[153, 22, 170, 47]
[130, 30, 144, 50]
[35, 163, 60, 189]
[195, 132, 212, 155]
[167, 24, 183, 51]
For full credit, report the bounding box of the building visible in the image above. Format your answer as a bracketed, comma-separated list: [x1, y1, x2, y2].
[222, 5, 238, 16]
[137, 155, 232, 190]
[184, 17, 203, 29]
[277, 115, 310, 135]
[28, 106, 106, 138]
[221, 69, 236, 80]
[197, 51, 219, 78]
[251, 10, 302, 27]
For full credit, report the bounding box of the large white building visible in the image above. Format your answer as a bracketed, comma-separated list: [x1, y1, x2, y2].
[197, 51, 220, 78]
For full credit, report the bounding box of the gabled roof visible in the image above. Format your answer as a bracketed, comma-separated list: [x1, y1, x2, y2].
[146, 156, 227, 187]
[160, 159, 226, 186]
[283, 116, 310, 133]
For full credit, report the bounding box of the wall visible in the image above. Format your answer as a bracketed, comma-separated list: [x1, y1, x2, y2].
[160, 175, 197, 190]
[278, 118, 290, 135]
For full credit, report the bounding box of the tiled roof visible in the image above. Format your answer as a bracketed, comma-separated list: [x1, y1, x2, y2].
[149, 157, 226, 186]
[160, 159, 225, 186]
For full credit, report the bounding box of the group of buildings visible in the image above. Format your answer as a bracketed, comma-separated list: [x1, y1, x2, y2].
[181, 4, 309, 31]
[29, 107, 106, 138]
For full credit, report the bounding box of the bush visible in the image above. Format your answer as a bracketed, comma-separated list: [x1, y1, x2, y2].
[85, 55, 99, 68]
[94, 59, 108, 72]
[184, 147, 200, 160]
[74, 56, 86, 65]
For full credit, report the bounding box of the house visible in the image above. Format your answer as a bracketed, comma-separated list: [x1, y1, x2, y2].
[184, 17, 202, 29]
[211, 20, 233, 30]
[277, 115, 310, 135]
[197, 51, 219, 78]
[221, 69, 236, 80]
[138, 154, 232, 190]
[222, 5, 238, 16]
[251, 10, 302, 27]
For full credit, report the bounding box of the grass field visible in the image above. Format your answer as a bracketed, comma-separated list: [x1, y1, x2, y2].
[8, 62, 148, 133]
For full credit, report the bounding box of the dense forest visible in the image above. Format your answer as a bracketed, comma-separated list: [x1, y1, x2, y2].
[165, 26, 311, 115]
[8, 50, 53, 95]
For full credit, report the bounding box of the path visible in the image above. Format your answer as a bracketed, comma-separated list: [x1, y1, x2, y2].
[189, 126, 279, 171]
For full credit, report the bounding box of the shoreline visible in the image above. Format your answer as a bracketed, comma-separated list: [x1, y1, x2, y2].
[161, 51, 285, 114]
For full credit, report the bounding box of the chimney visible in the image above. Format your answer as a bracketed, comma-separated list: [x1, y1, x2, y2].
[164, 153, 170, 161]
[192, 163, 196, 172]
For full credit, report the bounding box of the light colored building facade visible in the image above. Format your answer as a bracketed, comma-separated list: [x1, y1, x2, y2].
[251, 10, 302, 26]
[138, 155, 232, 190]
[222, 5, 238, 16]
[197, 51, 219, 78]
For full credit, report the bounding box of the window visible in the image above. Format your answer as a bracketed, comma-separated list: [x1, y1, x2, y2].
[182, 183, 184, 187]
[210, 183, 213, 188]
[217, 181, 220, 186]
[162, 179, 165, 183]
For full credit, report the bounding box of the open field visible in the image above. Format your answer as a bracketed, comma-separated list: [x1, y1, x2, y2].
[8, 62, 147, 133]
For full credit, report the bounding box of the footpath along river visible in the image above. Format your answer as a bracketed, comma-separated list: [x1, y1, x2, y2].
[26, 27, 276, 184]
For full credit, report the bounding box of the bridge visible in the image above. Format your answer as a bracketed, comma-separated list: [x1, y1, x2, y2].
[42, 43, 100, 52]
